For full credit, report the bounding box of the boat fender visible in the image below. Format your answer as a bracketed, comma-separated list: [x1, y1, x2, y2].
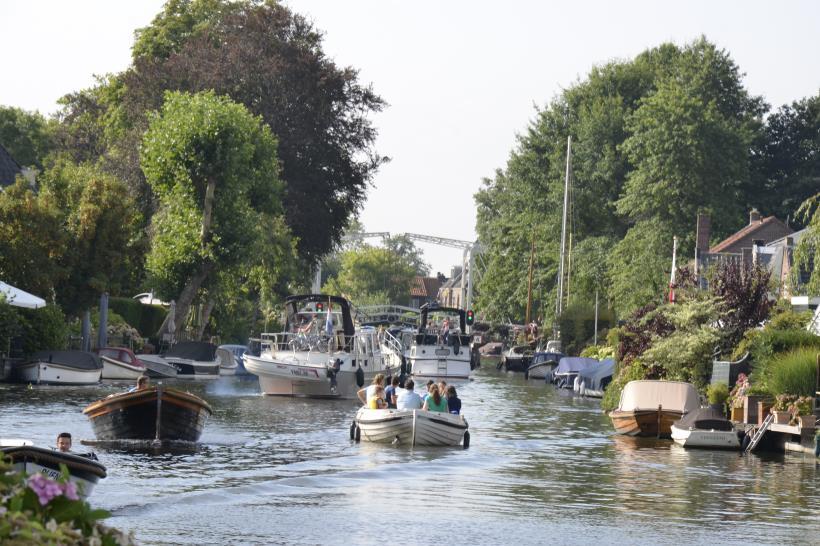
[355, 365, 365, 388]
[462, 430, 470, 449]
[400, 355, 407, 376]
[453, 337, 460, 355]
[523, 368, 529, 380]
[354, 424, 361, 443]
[349, 421, 357, 440]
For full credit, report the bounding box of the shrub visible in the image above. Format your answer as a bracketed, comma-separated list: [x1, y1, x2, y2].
[16, 305, 68, 355]
[728, 373, 750, 408]
[580, 344, 615, 360]
[558, 302, 614, 356]
[0, 458, 135, 545]
[707, 382, 729, 406]
[109, 297, 167, 338]
[768, 348, 819, 398]
[0, 298, 21, 356]
[601, 360, 649, 412]
[767, 306, 812, 331]
[746, 329, 820, 388]
[708, 260, 772, 353]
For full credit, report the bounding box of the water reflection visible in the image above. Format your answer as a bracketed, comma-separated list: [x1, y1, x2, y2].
[1, 371, 818, 545]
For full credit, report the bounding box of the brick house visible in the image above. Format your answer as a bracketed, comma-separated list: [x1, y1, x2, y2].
[409, 276, 442, 308]
[694, 209, 794, 282]
[438, 266, 463, 308]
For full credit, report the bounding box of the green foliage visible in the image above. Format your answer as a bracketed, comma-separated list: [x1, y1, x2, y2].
[579, 344, 615, 360]
[558, 302, 614, 356]
[707, 382, 729, 405]
[16, 306, 68, 354]
[768, 348, 819, 398]
[109, 297, 167, 338]
[0, 105, 55, 169]
[794, 192, 820, 295]
[322, 245, 416, 306]
[601, 360, 648, 412]
[0, 458, 134, 545]
[742, 327, 820, 389]
[0, 297, 21, 356]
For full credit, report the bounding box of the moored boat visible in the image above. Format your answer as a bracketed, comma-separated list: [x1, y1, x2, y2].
[407, 304, 472, 380]
[354, 408, 469, 447]
[478, 342, 503, 368]
[0, 440, 106, 498]
[576, 358, 615, 398]
[218, 344, 250, 375]
[671, 407, 740, 449]
[552, 356, 598, 389]
[501, 344, 532, 372]
[136, 354, 179, 378]
[162, 342, 221, 378]
[526, 351, 564, 380]
[609, 380, 700, 438]
[97, 347, 146, 380]
[14, 351, 102, 385]
[216, 347, 238, 376]
[83, 385, 212, 442]
[245, 294, 400, 398]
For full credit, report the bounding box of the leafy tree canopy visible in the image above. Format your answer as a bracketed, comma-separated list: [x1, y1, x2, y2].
[322, 245, 416, 306]
[0, 105, 55, 169]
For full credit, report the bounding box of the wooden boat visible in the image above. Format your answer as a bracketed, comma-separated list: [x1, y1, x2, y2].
[14, 351, 102, 385]
[83, 385, 212, 442]
[354, 408, 469, 447]
[609, 380, 700, 438]
[671, 407, 740, 449]
[0, 440, 106, 498]
[97, 347, 146, 380]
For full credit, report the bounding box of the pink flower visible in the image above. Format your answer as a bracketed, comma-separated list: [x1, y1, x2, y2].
[62, 481, 79, 501]
[28, 474, 63, 506]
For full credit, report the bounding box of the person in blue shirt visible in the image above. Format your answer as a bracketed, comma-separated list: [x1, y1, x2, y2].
[446, 385, 462, 415]
[384, 376, 400, 408]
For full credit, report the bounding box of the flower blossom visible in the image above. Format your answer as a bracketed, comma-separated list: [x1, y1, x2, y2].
[28, 474, 63, 506]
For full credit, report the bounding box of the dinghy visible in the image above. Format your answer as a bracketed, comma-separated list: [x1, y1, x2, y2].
[14, 351, 102, 385]
[97, 347, 146, 380]
[671, 407, 740, 449]
[354, 408, 469, 447]
[526, 351, 564, 380]
[0, 439, 106, 498]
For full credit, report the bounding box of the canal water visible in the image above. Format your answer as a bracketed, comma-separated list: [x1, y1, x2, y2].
[1, 369, 818, 545]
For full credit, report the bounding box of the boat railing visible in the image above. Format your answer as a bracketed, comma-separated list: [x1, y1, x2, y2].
[258, 330, 385, 355]
[380, 329, 404, 359]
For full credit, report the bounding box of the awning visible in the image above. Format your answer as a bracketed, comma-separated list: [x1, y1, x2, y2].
[0, 281, 46, 309]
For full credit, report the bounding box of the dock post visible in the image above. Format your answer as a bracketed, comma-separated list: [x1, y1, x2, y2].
[155, 383, 163, 442]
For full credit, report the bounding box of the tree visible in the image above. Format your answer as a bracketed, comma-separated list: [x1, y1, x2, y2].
[123, 0, 386, 264]
[384, 235, 430, 277]
[322, 246, 416, 306]
[140, 90, 287, 336]
[37, 159, 141, 314]
[0, 106, 54, 169]
[708, 260, 773, 354]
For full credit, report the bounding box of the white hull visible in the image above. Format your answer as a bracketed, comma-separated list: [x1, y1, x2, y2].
[409, 343, 471, 379]
[100, 356, 145, 380]
[245, 353, 397, 399]
[16, 361, 101, 385]
[671, 425, 740, 449]
[12, 460, 98, 498]
[163, 357, 220, 378]
[527, 362, 556, 380]
[355, 408, 468, 447]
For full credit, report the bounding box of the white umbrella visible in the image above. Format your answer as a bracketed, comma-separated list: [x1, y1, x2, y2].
[0, 281, 46, 309]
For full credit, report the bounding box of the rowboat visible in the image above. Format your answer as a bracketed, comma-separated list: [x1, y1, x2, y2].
[83, 385, 212, 442]
[97, 347, 146, 380]
[609, 380, 700, 438]
[0, 440, 106, 498]
[14, 351, 102, 385]
[353, 408, 469, 447]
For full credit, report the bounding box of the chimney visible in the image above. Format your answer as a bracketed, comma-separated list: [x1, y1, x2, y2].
[696, 213, 711, 252]
[749, 208, 761, 224]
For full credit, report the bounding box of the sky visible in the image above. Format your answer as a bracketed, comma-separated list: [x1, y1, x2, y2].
[1, 0, 819, 275]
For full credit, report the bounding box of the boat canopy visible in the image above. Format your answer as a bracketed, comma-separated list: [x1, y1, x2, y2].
[166, 341, 217, 361]
[31, 351, 102, 370]
[555, 356, 598, 374]
[674, 407, 734, 431]
[285, 294, 355, 337]
[577, 358, 616, 391]
[531, 352, 564, 366]
[618, 380, 700, 413]
[419, 303, 465, 332]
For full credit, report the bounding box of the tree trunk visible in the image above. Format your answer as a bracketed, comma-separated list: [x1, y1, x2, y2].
[201, 176, 216, 243]
[165, 262, 213, 339]
[196, 297, 216, 341]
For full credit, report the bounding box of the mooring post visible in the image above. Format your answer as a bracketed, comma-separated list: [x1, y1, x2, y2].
[657, 404, 662, 439]
[155, 382, 163, 442]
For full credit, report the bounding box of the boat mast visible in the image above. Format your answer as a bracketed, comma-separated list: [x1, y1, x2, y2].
[556, 136, 572, 320]
[525, 234, 535, 324]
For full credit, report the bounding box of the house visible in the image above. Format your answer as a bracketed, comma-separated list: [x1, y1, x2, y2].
[0, 143, 36, 189]
[409, 275, 442, 308]
[694, 209, 794, 283]
[758, 229, 818, 308]
[438, 266, 464, 308]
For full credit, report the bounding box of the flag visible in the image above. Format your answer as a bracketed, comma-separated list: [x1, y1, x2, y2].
[325, 298, 333, 336]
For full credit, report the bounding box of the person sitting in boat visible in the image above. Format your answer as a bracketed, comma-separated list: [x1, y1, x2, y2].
[437, 380, 448, 401]
[441, 317, 450, 343]
[127, 375, 150, 393]
[422, 384, 448, 413]
[396, 379, 422, 410]
[384, 376, 400, 409]
[56, 432, 72, 453]
[421, 380, 435, 403]
[357, 373, 385, 405]
[368, 386, 388, 409]
[446, 385, 462, 415]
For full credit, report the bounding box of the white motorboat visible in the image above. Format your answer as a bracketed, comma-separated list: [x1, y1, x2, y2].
[216, 347, 238, 376]
[354, 408, 469, 447]
[244, 294, 401, 398]
[552, 356, 599, 389]
[576, 358, 615, 397]
[671, 407, 740, 449]
[135, 354, 179, 378]
[0, 439, 107, 498]
[526, 351, 564, 380]
[14, 351, 102, 385]
[161, 342, 221, 378]
[407, 304, 472, 379]
[97, 347, 147, 380]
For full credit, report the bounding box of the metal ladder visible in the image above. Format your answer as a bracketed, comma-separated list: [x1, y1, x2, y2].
[744, 412, 775, 454]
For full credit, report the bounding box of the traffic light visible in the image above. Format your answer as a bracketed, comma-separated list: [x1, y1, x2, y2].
[465, 310, 475, 326]
[316, 302, 325, 312]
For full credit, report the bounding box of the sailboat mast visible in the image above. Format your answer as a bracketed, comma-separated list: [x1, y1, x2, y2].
[525, 235, 535, 324]
[556, 135, 571, 318]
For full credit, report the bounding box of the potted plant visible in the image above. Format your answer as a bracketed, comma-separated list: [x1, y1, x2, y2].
[728, 373, 750, 422]
[771, 394, 798, 425]
[787, 396, 816, 429]
[707, 382, 729, 416]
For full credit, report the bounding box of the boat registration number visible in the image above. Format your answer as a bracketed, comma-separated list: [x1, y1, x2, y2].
[435, 348, 449, 356]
